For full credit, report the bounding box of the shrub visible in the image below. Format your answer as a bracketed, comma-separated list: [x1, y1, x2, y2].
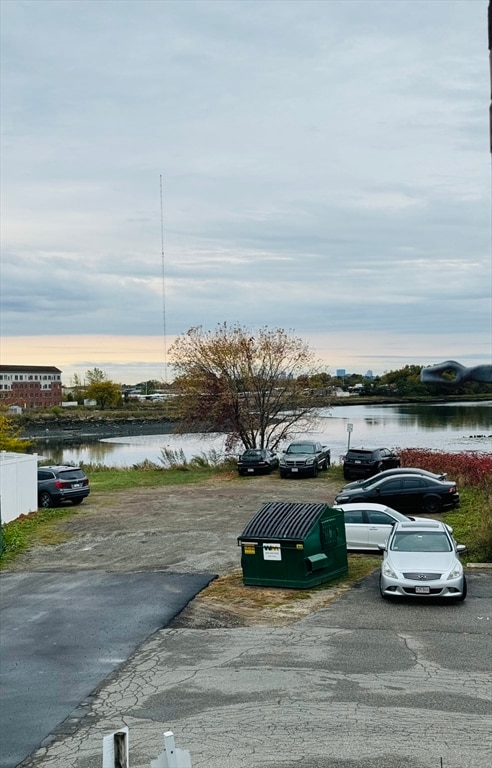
[399, 448, 492, 488]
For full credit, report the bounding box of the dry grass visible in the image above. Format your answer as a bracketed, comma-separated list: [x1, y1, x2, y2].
[193, 555, 380, 626]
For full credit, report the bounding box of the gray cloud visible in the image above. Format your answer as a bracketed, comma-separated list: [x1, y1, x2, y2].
[0, 0, 490, 375]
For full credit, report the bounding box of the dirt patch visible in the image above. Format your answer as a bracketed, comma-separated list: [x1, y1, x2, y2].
[4, 473, 375, 627]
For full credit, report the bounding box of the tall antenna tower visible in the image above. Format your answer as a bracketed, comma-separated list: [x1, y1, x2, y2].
[160, 174, 167, 383]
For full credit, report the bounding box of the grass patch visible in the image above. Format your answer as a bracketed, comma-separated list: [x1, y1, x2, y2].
[83, 464, 234, 493]
[0, 506, 78, 567]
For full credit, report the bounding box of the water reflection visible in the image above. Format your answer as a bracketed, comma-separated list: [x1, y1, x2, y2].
[35, 402, 491, 468]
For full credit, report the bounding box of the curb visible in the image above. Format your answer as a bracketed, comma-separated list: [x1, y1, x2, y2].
[466, 562, 492, 569]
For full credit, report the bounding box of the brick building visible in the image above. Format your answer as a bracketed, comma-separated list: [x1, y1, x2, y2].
[0, 365, 62, 409]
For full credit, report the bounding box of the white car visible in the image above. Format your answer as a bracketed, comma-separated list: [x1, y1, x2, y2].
[379, 520, 466, 601]
[333, 502, 449, 551]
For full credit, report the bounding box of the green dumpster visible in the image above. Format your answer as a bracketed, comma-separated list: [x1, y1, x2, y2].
[238, 501, 348, 588]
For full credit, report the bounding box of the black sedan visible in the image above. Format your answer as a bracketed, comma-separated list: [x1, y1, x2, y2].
[237, 448, 279, 476]
[342, 467, 447, 490]
[335, 473, 459, 515]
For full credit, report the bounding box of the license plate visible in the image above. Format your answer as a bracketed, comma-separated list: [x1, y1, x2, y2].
[355, 460, 361, 463]
[72, 482, 81, 488]
[291, 468, 298, 473]
[247, 469, 254, 473]
[415, 586, 430, 594]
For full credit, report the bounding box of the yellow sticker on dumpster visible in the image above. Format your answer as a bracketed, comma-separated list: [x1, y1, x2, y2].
[243, 546, 255, 555]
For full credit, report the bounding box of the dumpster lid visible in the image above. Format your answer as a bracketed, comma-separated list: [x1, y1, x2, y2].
[239, 501, 330, 541]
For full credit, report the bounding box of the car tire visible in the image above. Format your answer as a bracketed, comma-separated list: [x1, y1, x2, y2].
[72, 498, 84, 505]
[39, 491, 54, 509]
[422, 495, 443, 514]
[456, 576, 467, 602]
[280, 470, 288, 479]
[312, 463, 319, 477]
[379, 575, 390, 600]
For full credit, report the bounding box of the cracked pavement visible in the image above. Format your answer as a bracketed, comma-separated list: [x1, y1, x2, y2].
[2, 476, 492, 768]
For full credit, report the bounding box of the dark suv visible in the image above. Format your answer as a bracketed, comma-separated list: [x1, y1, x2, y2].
[343, 447, 400, 480]
[37, 465, 90, 508]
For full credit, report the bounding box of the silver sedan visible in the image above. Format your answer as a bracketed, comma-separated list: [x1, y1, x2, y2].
[333, 502, 443, 551]
[379, 520, 466, 601]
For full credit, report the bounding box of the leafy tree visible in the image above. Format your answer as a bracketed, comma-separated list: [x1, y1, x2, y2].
[85, 371, 121, 410]
[169, 323, 323, 451]
[0, 413, 32, 452]
[68, 373, 86, 404]
[85, 367, 107, 385]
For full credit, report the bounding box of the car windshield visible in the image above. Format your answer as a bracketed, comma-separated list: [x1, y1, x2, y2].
[287, 444, 314, 454]
[243, 450, 262, 458]
[390, 532, 452, 552]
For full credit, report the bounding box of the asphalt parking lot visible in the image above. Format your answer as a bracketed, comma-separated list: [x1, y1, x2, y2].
[0, 570, 214, 768]
[2, 476, 491, 768]
[9, 568, 492, 768]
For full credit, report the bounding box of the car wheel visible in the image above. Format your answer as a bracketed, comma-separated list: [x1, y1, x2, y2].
[280, 470, 288, 479]
[72, 498, 84, 505]
[312, 463, 319, 477]
[39, 491, 54, 509]
[422, 495, 443, 514]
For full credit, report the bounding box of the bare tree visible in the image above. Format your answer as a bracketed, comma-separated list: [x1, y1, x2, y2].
[169, 323, 323, 451]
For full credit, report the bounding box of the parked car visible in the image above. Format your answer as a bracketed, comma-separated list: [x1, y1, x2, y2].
[379, 520, 467, 601]
[333, 502, 450, 551]
[279, 441, 331, 478]
[38, 465, 90, 508]
[342, 467, 448, 490]
[237, 449, 279, 475]
[343, 447, 400, 480]
[334, 473, 459, 514]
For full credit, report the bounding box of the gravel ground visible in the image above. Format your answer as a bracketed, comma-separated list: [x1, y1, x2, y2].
[5, 472, 351, 627]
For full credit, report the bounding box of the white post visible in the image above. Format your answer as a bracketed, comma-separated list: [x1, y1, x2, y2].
[103, 727, 129, 768]
[150, 730, 192, 768]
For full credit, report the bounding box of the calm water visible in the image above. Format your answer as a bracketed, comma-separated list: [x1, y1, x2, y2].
[37, 401, 492, 468]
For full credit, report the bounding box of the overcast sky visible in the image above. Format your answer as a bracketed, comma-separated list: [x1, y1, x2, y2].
[1, 0, 490, 384]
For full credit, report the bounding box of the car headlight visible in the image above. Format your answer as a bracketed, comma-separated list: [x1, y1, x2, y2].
[305, 457, 315, 465]
[383, 563, 398, 579]
[447, 563, 463, 580]
[336, 495, 350, 502]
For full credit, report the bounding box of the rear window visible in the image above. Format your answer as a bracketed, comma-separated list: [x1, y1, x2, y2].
[346, 450, 374, 458]
[58, 469, 86, 481]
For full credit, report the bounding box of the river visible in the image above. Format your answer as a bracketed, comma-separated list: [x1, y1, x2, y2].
[35, 401, 491, 468]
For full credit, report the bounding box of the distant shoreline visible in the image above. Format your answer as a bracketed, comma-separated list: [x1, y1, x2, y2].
[20, 397, 490, 446]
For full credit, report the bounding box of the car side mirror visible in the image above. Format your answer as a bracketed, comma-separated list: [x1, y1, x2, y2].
[377, 543, 386, 552]
[456, 544, 466, 553]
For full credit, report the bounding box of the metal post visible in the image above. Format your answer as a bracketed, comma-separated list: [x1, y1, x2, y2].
[347, 422, 353, 451]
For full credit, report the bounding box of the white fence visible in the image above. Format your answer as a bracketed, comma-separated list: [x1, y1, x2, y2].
[0, 452, 37, 524]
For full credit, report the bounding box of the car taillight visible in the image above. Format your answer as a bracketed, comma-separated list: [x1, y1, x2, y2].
[449, 486, 456, 493]
[54, 480, 65, 488]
